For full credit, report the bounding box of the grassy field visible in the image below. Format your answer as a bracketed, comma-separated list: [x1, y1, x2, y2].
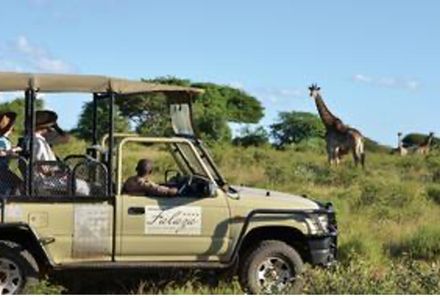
[29, 139, 440, 294]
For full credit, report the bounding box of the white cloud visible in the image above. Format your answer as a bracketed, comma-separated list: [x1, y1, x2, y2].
[251, 87, 303, 104]
[0, 35, 74, 73]
[353, 74, 372, 83]
[14, 36, 74, 73]
[353, 73, 420, 91]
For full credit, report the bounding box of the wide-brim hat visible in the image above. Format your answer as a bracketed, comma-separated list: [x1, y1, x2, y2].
[35, 110, 65, 135]
[0, 111, 17, 135]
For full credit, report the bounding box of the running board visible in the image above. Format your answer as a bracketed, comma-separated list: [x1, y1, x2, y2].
[53, 261, 232, 270]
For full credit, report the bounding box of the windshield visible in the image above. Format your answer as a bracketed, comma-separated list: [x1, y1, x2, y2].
[170, 103, 194, 136]
[194, 141, 227, 186]
[174, 142, 208, 178]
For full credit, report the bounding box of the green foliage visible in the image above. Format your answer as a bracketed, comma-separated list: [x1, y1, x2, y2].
[353, 179, 424, 221]
[0, 97, 44, 135]
[403, 133, 440, 147]
[284, 137, 326, 153]
[232, 126, 269, 147]
[192, 82, 264, 123]
[73, 99, 131, 141]
[270, 111, 325, 147]
[303, 257, 440, 294]
[364, 137, 391, 153]
[24, 278, 65, 294]
[426, 184, 440, 204]
[30, 139, 440, 294]
[118, 92, 172, 137]
[74, 76, 264, 142]
[391, 226, 440, 260]
[138, 77, 264, 142]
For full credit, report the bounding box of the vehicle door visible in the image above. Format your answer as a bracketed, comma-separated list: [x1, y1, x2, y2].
[116, 139, 231, 262]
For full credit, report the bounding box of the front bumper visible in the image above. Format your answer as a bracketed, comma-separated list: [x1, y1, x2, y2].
[307, 234, 337, 266]
[307, 202, 338, 266]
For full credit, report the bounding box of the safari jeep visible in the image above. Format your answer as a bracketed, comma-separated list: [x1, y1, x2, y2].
[0, 72, 337, 294]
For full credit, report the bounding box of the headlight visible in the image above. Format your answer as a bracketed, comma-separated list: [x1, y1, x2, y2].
[305, 214, 329, 235]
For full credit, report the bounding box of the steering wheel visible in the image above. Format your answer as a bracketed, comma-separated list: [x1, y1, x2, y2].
[177, 175, 194, 195]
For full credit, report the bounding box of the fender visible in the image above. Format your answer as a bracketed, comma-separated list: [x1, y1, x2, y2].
[0, 222, 54, 268]
[226, 206, 336, 265]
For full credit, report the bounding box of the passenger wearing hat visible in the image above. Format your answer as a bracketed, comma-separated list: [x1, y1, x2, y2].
[34, 110, 90, 196]
[0, 111, 23, 195]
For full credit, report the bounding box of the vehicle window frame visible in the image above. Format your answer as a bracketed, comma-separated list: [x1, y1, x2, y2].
[116, 137, 216, 196]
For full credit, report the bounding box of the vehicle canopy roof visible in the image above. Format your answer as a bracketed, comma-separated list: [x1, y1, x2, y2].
[0, 72, 203, 97]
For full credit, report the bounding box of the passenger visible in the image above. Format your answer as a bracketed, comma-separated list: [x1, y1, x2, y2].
[34, 110, 90, 196]
[0, 112, 23, 195]
[123, 159, 178, 197]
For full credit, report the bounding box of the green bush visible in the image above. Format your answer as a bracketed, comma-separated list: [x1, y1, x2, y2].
[426, 184, 440, 204]
[303, 257, 440, 294]
[390, 226, 440, 260]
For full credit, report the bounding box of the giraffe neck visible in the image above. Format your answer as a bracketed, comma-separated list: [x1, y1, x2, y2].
[314, 94, 339, 129]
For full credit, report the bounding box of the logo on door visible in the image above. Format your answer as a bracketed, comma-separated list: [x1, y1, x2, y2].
[145, 206, 202, 235]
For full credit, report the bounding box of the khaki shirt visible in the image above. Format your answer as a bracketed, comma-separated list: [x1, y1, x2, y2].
[122, 176, 178, 197]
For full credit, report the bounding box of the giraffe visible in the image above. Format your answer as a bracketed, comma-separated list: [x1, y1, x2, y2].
[309, 84, 366, 168]
[416, 132, 435, 155]
[392, 132, 408, 156]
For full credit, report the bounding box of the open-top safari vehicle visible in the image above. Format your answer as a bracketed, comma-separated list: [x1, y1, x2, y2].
[0, 72, 337, 294]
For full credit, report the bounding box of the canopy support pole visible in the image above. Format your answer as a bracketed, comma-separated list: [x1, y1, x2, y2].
[92, 94, 98, 146]
[24, 89, 36, 196]
[107, 92, 115, 196]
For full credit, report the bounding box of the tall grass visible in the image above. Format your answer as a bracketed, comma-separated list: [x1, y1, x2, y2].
[32, 141, 440, 294]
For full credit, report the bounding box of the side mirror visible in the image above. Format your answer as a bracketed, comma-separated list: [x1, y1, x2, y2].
[226, 186, 240, 200]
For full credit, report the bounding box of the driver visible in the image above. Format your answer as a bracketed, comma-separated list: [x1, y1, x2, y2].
[123, 158, 178, 197]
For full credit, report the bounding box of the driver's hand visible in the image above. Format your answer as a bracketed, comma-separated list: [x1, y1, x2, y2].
[169, 187, 179, 197]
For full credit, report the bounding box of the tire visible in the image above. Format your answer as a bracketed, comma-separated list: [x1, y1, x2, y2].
[0, 241, 39, 295]
[239, 240, 304, 294]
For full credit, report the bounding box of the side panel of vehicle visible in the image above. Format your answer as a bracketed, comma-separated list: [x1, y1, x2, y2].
[224, 204, 311, 260]
[1, 201, 113, 264]
[115, 190, 231, 262]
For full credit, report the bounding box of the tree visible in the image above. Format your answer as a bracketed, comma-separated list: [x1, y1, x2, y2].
[233, 126, 269, 147]
[116, 92, 171, 137]
[115, 76, 264, 142]
[0, 97, 44, 135]
[73, 99, 131, 141]
[270, 111, 325, 147]
[403, 133, 440, 147]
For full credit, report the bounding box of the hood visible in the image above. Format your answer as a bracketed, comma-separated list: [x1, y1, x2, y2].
[232, 185, 320, 210]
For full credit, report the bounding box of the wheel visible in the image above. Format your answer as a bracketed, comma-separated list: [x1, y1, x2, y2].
[239, 240, 304, 294]
[0, 241, 39, 295]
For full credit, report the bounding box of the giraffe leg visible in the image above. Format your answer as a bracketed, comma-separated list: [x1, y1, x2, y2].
[334, 147, 340, 166]
[326, 142, 334, 166]
[352, 148, 360, 167]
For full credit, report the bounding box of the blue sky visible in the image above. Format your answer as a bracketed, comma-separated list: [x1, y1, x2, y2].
[0, 0, 439, 146]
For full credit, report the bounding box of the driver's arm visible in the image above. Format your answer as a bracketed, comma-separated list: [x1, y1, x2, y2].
[143, 180, 178, 197]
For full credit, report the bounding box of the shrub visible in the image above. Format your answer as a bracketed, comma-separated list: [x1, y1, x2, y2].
[303, 258, 440, 294]
[338, 234, 384, 264]
[390, 226, 440, 260]
[426, 184, 440, 204]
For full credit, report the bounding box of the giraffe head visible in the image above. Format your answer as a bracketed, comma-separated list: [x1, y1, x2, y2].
[308, 83, 321, 99]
